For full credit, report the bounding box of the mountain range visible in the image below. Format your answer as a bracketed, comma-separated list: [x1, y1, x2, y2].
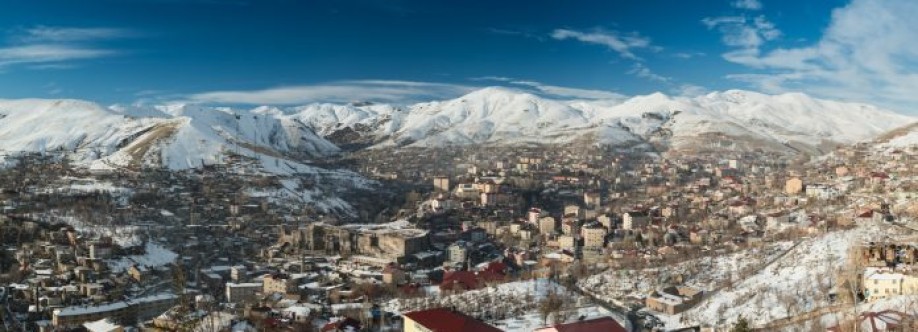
[0, 87, 915, 173]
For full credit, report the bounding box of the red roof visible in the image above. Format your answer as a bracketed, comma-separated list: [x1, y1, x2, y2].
[321, 317, 360, 332]
[440, 270, 504, 291]
[403, 308, 503, 332]
[548, 317, 627, 332]
[482, 261, 508, 275]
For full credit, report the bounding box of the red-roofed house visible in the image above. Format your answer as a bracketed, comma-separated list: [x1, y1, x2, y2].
[533, 317, 627, 332]
[403, 308, 503, 332]
[439, 270, 504, 291]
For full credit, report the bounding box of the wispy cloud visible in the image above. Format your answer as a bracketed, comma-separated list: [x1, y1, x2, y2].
[628, 63, 670, 82]
[702, 15, 780, 49]
[187, 80, 476, 105]
[732, 0, 762, 11]
[0, 26, 136, 69]
[471, 76, 627, 100]
[719, 0, 918, 112]
[674, 84, 709, 97]
[672, 51, 705, 59]
[486, 28, 544, 41]
[550, 28, 657, 60]
[13, 26, 138, 43]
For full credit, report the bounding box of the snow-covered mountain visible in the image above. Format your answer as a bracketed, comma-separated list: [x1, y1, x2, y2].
[0, 98, 370, 214]
[873, 122, 918, 149]
[0, 99, 340, 172]
[290, 87, 916, 154]
[0, 88, 913, 169]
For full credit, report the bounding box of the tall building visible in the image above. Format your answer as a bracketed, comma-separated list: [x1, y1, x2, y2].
[433, 176, 450, 192]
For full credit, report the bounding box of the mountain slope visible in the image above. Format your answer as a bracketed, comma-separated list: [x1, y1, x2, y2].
[288, 88, 915, 154]
[0, 99, 361, 214]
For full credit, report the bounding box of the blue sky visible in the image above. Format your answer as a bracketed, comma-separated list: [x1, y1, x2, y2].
[1, 0, 916, 113]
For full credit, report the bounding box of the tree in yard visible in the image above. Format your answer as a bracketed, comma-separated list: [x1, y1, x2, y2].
[538, 291, 564, 325]
[731, 315, 752, 332]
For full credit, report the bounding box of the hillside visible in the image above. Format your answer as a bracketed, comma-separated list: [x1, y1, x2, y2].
[288, 88, 916, 154]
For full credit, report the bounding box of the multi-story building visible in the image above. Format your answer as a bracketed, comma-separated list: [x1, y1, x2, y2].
[226, 282, 262, 304]
[52, 294, 177, 328]
[864, 267, 918, 302]
[263, 273, 298, 295]
[581, 226, 607, 250]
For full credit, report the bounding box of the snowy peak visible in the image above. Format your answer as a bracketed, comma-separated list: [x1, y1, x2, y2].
[0, 99, 340, 172]
[287, 87, 914, 154]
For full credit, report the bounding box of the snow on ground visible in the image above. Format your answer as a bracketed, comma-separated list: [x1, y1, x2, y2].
[884, 130, 918, 148]
[192, 312, 236, 332]
[492, 305, 626, 332]
[579, 241, 795, 306]
[652, 222, 910, 330]
[106, 242, 178, 273]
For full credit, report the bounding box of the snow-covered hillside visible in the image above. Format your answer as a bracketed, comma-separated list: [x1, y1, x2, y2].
[289, 88, 916, 154]
[0, 98, 366, 215]
[0, 99, 340, 172]
[1, 89, 911, 165]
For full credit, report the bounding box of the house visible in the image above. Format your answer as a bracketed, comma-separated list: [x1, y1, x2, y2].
[225, 282, 262, 304]
[785, 177, 803, 195]
[402, 308, 503, 332]
[382, 264, 406, 285]
[622, 211, 649, 230]
[534, 316, 627, 332]
[806, 184, 839, 200]
[439, 270, 504, 291]
[433, 176, 450, 192]
[448, 242, 469, 264]
[539, 216, 558, 236]
[263, 273, 298, 295]
[863, 267, 918, 302]
[855, 210, 881, 224]
[558, 235, 577, 251]
[454, 184, 480, 199]
[645, 286, 703, 315]
[584, 191, 601, 207]
[321, 317, 361, 332]
[581, 226, 607, 250]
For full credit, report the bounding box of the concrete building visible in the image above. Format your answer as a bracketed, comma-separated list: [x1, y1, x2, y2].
[263, 273, 298, 295]
[864, 268, 918, 302]
[582, 226, 607, 250]
[785, 177, 804, 195]
[226, 282, 262, 304]
[645, 286, 703, 315]
[538, 216, 557, 236]
[53, 293, 176, 328]
[623, 211, 649, 230]
[433, 176, 450, 192]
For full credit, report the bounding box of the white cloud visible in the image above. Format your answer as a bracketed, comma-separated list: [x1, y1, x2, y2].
[511, 81, 627, 100]
[550, 28, 657, 60]
[721, 0, 918, 112]
[673, 51, 705, 59]
[627, 63, 670, 82]
[0, 44, 117, 67]
[471, 76, 627, 100]
[674, 84, 710, 97]
[15, 26, 137, 43]
[188, 80, 476, 105]
[702, 15, 781, 49]
[0, 26, 135, 69]
[732, 0, 762, 10]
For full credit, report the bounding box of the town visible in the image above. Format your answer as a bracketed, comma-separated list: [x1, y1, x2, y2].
[1, 137, 916, 332]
